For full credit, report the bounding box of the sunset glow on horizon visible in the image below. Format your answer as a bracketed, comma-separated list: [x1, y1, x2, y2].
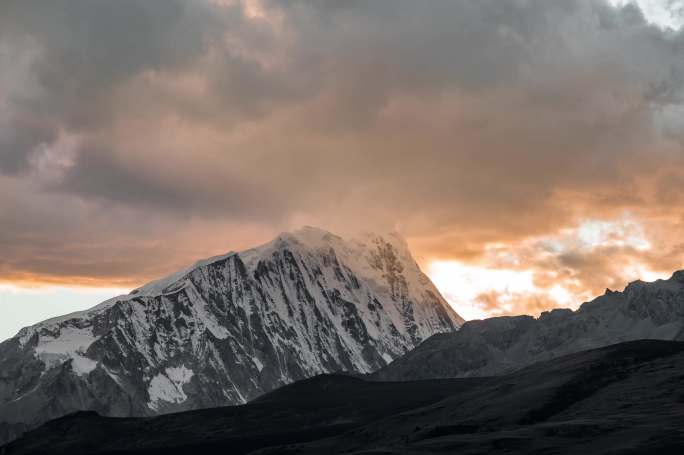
[1, 213, 677, 341]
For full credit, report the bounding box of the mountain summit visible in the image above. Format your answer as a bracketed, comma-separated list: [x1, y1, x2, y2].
[0, 227, 462, 444]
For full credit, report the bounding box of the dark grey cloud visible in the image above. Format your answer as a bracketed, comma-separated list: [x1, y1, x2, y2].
[56, 145, 286, 220]
[0, 118, 57, 173]
[0, 0, 227, 174]
[1, 0, 221, 111]
[0, 0, 683, 295]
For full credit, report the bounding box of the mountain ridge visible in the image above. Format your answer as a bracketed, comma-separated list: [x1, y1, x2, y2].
[0, 226, 462, 445]
[375, 268, 684, 381]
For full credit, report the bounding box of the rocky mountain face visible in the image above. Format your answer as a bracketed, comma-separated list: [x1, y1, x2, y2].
[375, 271, 684, 381]
[0, 227, 462, 445]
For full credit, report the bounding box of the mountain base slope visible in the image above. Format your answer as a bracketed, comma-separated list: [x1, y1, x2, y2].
[4, 340, 684, 455]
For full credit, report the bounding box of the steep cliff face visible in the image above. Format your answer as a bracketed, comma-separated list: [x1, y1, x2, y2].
[376, 271, 684, 381]
[0, 227, 462, 444]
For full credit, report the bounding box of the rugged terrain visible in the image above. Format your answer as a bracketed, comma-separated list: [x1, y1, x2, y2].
[375, 271, 684, 381]
[0, 227, 462, 445]
[4, 340, 683, 454]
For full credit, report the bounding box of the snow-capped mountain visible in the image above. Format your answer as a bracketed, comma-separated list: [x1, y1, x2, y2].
[375, 271, 684, 381]
[0, 227, 462, 444]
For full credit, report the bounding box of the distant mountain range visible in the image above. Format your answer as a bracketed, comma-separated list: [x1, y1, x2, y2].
[375, 270, 684, 381]
[0, 227, 462, 445]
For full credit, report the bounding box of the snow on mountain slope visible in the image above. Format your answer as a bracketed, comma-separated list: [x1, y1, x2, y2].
[0, 227, 462, 445]
[375, 270, 684, 381]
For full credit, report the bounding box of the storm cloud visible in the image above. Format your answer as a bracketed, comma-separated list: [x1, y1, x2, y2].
[1, 0, 684, 315]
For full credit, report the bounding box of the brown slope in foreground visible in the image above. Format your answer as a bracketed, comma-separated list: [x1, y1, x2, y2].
[0, 375, 484, 455]
[260, 339, 684, 455]
[3, 340, 684, 455]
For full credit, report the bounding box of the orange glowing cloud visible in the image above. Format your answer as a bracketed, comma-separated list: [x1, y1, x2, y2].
[1, 0, 684, 321]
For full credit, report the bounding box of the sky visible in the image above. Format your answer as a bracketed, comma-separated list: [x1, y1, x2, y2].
[2, 0, 684, 340]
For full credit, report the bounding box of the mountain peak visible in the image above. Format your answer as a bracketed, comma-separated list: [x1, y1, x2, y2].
[0, 226, 461, 445]
[274, 226, 343, 250]
[273, 226, 410, 254]
[291, 225, 341, 240]
[670, 269, 684, 283]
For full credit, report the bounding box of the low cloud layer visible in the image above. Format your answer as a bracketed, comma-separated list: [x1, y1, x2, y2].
[1, 0, 684, 316]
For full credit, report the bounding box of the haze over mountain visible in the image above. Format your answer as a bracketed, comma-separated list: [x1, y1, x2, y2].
[0, 227, 461, 445]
